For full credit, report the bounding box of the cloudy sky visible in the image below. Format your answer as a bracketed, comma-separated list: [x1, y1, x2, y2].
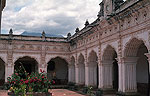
[1, 0, 101, 36]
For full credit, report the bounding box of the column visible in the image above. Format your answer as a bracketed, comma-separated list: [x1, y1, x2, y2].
[118, 58, 124, 92]
[121, 57, 138, 92]
[85, 64, 89, 86]
[75, 64, 79, 84]
[100, 60, 113, 89]
[85, 61, 97, 86]
[68, 65, 75, 82]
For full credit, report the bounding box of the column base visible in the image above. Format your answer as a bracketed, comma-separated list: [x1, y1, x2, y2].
[101, 88, 117, 95]
[116, 92, 140, 96]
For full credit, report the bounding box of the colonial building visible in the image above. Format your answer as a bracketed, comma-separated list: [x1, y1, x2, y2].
[0, 0, 150, 95]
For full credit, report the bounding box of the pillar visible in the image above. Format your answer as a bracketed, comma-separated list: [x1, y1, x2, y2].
[68, 64, 75, 82]
[5, 64, 14, 82]
[75, 64, 79, 84]
[76, 64, 85, 85]
[118, 58, 124, 92]
[121, 57, 138, 93]
[100, 60, 113, 89]
[85, 61, 97, 86]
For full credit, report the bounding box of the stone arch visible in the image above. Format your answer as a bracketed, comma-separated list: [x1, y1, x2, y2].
[123, 37, 149, 95]
[46, 56, 69, 65]
[0, 57, 5, 86]
[124, 37, 148, 57]
[101, 45, 119, 90]
[102, 45, 117, 61]
[14, 56, 38, 74]
[13, 55, 40, 66]
[71, 56, 75, 65]
[47, 56, 68, 85]
[88, 50, 98, 63]
[78, 53, 85, 65]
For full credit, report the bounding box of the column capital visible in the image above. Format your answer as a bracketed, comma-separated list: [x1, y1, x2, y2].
[101, 60, 113, 66]
[86, 61, 97, 67]
[121, 57, 138, 64]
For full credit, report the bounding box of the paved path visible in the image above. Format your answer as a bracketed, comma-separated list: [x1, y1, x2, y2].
[50, 89, 85, 96]
[0, 89, 85, 96]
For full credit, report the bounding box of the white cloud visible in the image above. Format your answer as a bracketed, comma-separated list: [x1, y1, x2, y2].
[1, 0, 101, 36]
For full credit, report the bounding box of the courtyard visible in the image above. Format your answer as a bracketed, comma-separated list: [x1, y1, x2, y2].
[0, 0, 150, 96]
[0, 89, 85, 96]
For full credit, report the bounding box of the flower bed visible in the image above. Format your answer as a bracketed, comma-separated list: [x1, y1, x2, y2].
[7, 64, 54, 96]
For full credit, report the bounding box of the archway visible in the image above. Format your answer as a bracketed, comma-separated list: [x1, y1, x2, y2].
[88, 50, 98, 87]
[0, 58, 5, 86]
[47, 57, 68, 85]
[14, 56, 38, 75]
[124, 38, 149, 95]
[77, 54, 85, 85]
[102, 45, 118, 91]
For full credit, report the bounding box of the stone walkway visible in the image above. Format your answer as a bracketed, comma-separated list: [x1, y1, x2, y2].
[51, 89, 85, 96]
[0, 89, 85, 96]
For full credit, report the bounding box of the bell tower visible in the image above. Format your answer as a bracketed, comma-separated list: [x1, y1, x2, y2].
[98, 0, 124, 18]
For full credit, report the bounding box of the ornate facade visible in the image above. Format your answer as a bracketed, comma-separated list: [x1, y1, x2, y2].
[0, 0, 150, 95]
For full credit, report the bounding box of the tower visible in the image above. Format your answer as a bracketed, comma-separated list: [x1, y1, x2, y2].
[98, 0, 124, 18]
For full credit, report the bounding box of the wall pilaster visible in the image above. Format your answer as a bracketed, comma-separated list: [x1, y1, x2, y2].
[6, 44, 14, 82]
[39, 45, 47, 73]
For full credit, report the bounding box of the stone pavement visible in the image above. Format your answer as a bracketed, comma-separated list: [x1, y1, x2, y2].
[0, 89, 85, 96]
[50, 89, 85, 96]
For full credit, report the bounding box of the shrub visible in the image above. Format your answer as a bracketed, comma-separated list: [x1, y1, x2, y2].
[7, 64, 54, 95]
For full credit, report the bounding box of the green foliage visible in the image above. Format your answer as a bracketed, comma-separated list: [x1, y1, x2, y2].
[7, 64, 54, 96]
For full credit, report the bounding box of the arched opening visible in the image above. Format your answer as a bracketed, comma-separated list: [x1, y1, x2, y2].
[47, 57, 68, 85]
[137, 43, 149, 95]
[112, 58, 118, 90]
[77, 54, 85, 85]
[70, 56, 75, 83]
[124, 38, 149, 95]
[0, 58, 5, 86]
[88, 51, 98, 87]
[14, 56, 38, 75]
[102, 45, 118, 91]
